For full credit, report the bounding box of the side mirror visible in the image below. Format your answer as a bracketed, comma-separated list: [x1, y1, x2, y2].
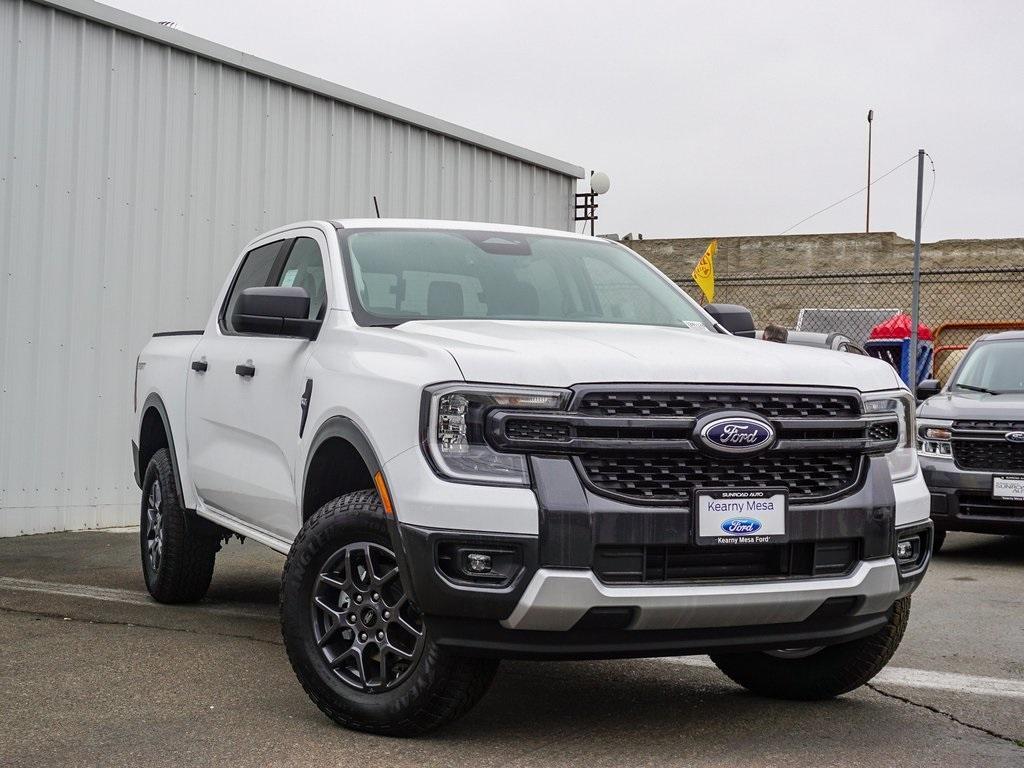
[705, 303, 756, 338]
[916, 378, 941, 401]
[233, 286, 321, 340]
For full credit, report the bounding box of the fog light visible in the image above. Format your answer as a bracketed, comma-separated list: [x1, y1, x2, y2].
[466, 553, 492, 573]
[896, 536, 920, 564]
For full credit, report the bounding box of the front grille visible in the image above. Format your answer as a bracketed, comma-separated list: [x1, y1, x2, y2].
[953, 441, 1024, 472]
[504, 419, 571, 443]
[954, 420, 1024, 431]
[578, 452, 862, 503]
[868, 421, 899, 442]
[593, 540, 858, 583]
[577, 390, 860, 419]
[957, 494, 1024, 517]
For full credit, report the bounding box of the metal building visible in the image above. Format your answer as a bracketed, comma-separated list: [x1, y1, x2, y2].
[0, 0, 584, 536]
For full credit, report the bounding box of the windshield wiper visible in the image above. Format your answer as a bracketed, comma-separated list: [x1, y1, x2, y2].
[954, 383, 1001, 395]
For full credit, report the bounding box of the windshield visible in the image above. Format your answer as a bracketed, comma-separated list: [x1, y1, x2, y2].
[339, 229, 714, 330]
[950, 340, 1024, 394]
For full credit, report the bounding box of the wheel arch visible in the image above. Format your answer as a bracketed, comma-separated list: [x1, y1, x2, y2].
[301, 417, 383, 524]
[138, 393, 186, 506]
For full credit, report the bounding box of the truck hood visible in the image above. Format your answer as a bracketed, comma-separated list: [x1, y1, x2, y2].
[918, 391, 1024, 420]
[393, 320, 901, 391]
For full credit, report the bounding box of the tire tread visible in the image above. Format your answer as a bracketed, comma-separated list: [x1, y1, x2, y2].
[709, 597, 911, 700]
[141, 448, 219, 604]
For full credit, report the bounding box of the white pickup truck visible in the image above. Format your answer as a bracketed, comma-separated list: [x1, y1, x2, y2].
[133, 219, 933, 735]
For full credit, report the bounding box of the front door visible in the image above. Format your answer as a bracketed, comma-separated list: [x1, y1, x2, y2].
[186, 231, 330, 540]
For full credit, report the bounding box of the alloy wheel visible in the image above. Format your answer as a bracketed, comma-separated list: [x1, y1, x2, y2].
[311, 542, 425, 692]
[145, 481, 164, 572]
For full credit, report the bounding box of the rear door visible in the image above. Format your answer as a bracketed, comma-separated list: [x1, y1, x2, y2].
[185, 231, 327, 539]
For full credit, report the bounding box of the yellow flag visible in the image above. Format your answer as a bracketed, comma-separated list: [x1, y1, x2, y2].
[692, 240, 717, 303]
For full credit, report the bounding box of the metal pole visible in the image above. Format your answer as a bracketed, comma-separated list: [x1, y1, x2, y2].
[865, 109, 874, 232]
[589, 171, 596, 236]
[909, 149, 925, 392]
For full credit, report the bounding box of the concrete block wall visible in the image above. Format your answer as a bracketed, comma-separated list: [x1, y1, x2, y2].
[629, 232, 1024, 282]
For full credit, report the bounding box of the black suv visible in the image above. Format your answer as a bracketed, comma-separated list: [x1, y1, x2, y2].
[917, 331, 1024, 550]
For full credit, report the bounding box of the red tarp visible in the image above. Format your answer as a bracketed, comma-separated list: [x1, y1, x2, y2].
[868, 313, 933, 341]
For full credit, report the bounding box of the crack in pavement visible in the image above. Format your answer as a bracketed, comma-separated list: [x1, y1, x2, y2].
[0, 605, 284, 647]
[868, 683, 1022, 748]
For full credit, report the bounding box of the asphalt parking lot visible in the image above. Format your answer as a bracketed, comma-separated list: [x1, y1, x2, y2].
[1, 529, 1021, 767]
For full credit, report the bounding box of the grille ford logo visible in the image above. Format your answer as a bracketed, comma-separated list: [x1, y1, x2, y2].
[699, 416, 776, 455]
[1007, 431, 1024, 443]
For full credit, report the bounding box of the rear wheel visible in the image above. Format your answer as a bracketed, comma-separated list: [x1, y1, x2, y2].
[710, 597, 911, 700]
[140, 448, 219, 603]
[280, 490, 497, 735]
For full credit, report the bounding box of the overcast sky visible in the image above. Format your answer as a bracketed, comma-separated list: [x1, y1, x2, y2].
[110, 0, 1024, 242]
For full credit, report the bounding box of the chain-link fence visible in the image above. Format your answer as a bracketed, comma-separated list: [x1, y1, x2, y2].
[677, 267, 1024, 381]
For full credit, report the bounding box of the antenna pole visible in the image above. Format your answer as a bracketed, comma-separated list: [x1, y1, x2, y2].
[373, 195, 381, 218]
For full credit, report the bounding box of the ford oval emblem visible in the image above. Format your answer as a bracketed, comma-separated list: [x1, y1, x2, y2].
[1006, 431, 1024, 443]
[699, 416, 776, 455]
[721, 517, 763, 535]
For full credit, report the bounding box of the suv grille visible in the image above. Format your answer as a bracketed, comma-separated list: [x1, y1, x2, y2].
[578, 452, 862, 502]
[953, 441, 1024, 472]
[593, 540, 858, 583]
[577, 390, 859, 419]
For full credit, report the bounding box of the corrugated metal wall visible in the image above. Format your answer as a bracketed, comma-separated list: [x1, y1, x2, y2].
[0, 0, 578, 536]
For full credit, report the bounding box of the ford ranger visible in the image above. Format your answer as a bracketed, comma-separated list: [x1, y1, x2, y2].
[132, 219, 933, 735]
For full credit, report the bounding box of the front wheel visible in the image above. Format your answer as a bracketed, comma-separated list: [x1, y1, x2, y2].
[709, 597, 911, 700]
[280, 490, 497, 735]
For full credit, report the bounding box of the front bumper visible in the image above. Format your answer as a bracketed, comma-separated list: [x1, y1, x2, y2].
[503, 558, 902, 632]
[394, 454, 931, 659]
[921, 455, 1024, 534]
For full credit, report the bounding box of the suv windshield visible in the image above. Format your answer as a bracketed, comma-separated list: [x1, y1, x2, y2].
[950, 339, 1024, 394]
[339, 229, 714, 330]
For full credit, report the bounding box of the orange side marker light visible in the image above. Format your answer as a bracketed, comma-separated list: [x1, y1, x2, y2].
[373, 471, 394, 517]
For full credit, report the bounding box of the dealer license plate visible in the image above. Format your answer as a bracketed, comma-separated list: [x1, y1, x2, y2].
[696, 488, 788, 545]
[993, 476, 1024, 501]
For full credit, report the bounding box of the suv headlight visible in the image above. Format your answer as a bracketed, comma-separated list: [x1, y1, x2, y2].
[422, 383, 570, 485]
[917, 418, 954, 458]
[863, 390, 918, 482]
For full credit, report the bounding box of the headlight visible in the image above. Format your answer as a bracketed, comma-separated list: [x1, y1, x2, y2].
[917, 418, 954, 458]
[863, 390, 918, 481]
[422, 383, 570, 485]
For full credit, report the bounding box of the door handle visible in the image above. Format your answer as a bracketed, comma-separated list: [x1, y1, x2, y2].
[235, 363, 256, 378]
[191, 360, 208, 373]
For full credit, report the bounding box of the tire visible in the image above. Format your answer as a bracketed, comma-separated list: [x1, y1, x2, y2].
[709, 597, 911, 700]
[281, 490, 498, 736]
[932, 528, 946, 554]
[140, 448, 219, 603]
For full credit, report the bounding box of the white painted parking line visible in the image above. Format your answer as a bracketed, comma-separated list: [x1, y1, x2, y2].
[662, 655, 1024, 700]
[3, 575, 1023, 700]
[0, 576, 277, 621]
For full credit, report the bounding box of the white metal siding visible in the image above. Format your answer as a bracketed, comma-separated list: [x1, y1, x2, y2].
[0, 0, 579, 536]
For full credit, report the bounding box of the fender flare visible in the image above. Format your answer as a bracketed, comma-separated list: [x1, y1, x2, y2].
[139, 393, 186, 506]
[300, 416, 384, 516]
[300, 416, 417, 600]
